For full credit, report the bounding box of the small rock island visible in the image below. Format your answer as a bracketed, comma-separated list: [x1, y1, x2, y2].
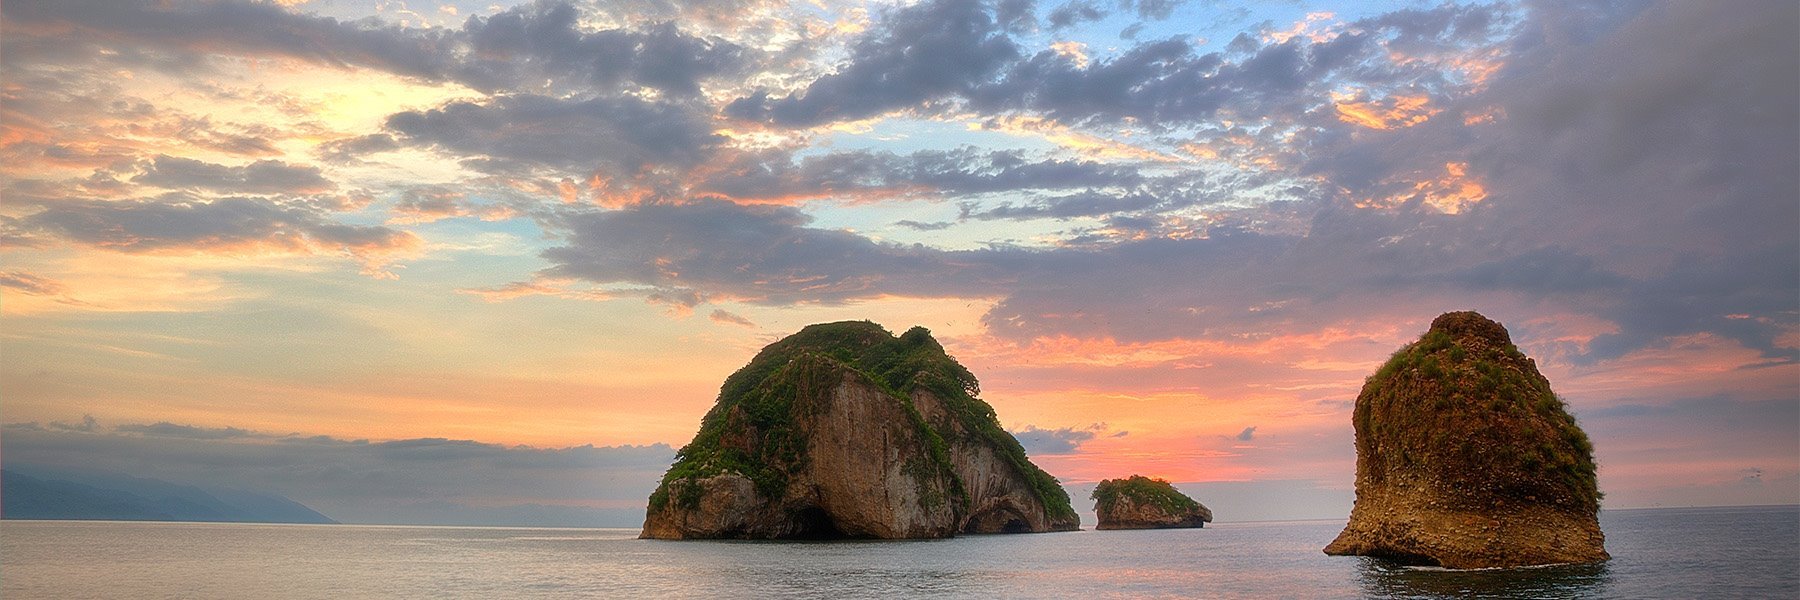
[1324, 311, 1608, 568]
[1093, 475, 1212, 529]
[641, 321, 1080, 539]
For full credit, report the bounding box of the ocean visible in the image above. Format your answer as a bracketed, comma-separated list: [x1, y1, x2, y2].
[2, 505, 1793, 598]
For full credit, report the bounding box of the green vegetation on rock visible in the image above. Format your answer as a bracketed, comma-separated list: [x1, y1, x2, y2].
[1326, 311, 1609, 568]
[1352, 311, 1600, 512]
[1092, 475, 1201, 516]
[648, 321, 1076, 523]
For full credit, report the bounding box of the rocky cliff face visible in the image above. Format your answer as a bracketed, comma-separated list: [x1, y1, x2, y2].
[1093, 475, 1212, 530]
[1324, 311, 1608, 568]
[641, 322, 1079, 539]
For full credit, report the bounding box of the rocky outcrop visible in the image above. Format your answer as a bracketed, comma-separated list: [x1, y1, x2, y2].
[641, 321, 1079, 539]
[1093, 475, 1212, 530]
[1324, 311, 1608, 568]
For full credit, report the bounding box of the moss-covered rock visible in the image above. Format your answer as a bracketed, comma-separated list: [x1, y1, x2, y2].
[641, 321, 1079, 539]
[1324, 311, 1608, 568]
[1093, 475, 1212, 529]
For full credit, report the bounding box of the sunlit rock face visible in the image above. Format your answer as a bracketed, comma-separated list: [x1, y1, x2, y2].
[1324, 311, 1608, 569]
[641, 321, 1079, 540]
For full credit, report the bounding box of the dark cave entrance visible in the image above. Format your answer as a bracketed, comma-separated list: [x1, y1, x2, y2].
[965, 507, 1031, 534]
[787, 507, 850, 540]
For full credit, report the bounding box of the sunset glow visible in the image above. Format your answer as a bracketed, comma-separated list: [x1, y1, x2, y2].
[2, 0, 1793, 525]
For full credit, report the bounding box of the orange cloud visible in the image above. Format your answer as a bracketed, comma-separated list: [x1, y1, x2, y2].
[1049, 40, 1090, 68]
[1357, 161, 1488, 214]
[1388, 46, 1507, 90]
[1463, 105, 1504, 125]
[1333, 93, 1440, 130]
[1422, 162, 1488, 213]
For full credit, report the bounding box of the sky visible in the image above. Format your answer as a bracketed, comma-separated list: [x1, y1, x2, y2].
[1, 0, 1794, 526]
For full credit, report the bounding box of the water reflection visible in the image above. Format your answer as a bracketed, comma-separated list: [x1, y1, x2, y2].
[1354, 556, 1612, 599]
[11, 511, 1792, 599]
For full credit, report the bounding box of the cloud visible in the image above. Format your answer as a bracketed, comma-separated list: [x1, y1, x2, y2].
[533, 0, 1796, 366]
[317, 134, 402, 162]
[1, 0, 457, 81]
[960, 190, 1168, 221]
[1046, 1, 1106, 30]
[0, 419, 676, 527]
[0, 270, 67, 296]
[1048, 0, 1183, 29]
[725, 0, 1020, 127]
[451, 4, 750, 97]
[1439, 247, 1628, 294]
[1288, 0, 1799, 361]
[379, 94, 720, 177]
[0, 68, 293, 185]
[540, 199, 984, 305]
[1, 0, 1793, 520]
[115, 421, 257, 440]
[535, 197, 1368, 341]
[693, 147, 1145, 203]
[896, 220, 954, 231]
[1124, 0, 1186, 21]
[132, 155, 334, 195]
[1010, 424, 1103, 455]
[967, 28, 1350, 127]
[53, 414, 99, 432]
[387, 185, 519, 224]
[527, 200, 1352, 331]
[709, 309, 756, 327]
[15, 196, 420, 269]
[723, 1, 1510, 130]
[2, 0, 748, 99]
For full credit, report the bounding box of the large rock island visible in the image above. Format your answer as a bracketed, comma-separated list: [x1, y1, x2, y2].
[1093, 475, 1212, 530]
[1324, 311, 1608, 568]
[641, 321, 1080, 539]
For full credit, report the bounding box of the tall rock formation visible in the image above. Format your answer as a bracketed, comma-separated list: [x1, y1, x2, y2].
[1324, 311, 1608, 568]
[641, 321, 1080, 539]
[1093, 475, 1212, 530]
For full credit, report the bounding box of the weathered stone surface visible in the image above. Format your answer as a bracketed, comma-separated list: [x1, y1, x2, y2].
[1324, 311, 1608, 568]
[1093, 475, 1212, 530]
[641, 322, 1078, 539]
[910, 387, 1080, 534]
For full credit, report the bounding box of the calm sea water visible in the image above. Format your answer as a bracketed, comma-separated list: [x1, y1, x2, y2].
[2, 505, 1793, 599]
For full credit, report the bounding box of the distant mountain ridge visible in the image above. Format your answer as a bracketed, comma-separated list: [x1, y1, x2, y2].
[1, 468, 336, 524]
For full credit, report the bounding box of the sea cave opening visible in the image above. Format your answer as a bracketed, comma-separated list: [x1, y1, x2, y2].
[965, 507, 1031, 534]
[787, 507, 849, 540]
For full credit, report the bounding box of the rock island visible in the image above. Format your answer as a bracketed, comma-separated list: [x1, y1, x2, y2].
[1093, 475, 1212, 530]
[641, 321, 1080, 539]
[1324, 311, 1608, 568]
